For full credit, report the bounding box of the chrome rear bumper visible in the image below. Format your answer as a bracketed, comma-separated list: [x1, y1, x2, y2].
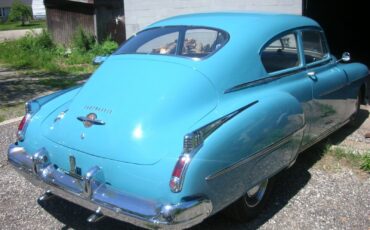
[7, 144, 212, 229]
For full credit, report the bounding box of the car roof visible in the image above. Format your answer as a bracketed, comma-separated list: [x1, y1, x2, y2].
[148, 12, 320, 39]
[146, 13, 321, 92]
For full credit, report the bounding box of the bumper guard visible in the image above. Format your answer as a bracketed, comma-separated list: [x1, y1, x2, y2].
[7, 144, 212, 229]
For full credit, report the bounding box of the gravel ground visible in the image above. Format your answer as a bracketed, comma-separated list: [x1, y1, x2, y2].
[0, 121, 369, 230]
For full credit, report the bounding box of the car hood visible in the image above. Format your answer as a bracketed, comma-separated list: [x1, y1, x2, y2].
[41, 56, 218, 165]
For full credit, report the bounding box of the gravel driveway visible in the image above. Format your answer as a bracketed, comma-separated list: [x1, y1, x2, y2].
[0, 121, 369, 230]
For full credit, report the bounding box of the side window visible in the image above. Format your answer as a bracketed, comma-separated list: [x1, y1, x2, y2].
[302, 30, 328, 64]
[261, 33, 299, 73]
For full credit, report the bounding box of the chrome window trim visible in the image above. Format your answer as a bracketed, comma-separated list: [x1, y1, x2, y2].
[300, 28, 331, 66]
[114, 25, 230, 61]
[259, 31, 302, 74]
[224, 67, 305, 93]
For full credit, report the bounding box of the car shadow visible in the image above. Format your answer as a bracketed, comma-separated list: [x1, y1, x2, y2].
[327, 108, 369, 145]
[37, 108, 369, 230]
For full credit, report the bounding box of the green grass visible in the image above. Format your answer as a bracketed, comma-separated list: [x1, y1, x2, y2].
[0, 103, 25, 123]
[0, 30, 118, 122]
[0, 30, 114, 75]
[0, 20, 45, 31]
[360, 154, 370, 172]
[328, 147, 370, 173]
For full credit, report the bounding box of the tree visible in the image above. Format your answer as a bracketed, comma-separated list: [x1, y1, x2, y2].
[8, 0, 33, 26]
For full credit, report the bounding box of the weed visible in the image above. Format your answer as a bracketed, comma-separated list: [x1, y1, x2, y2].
[0, 30, 118, 75]
[360, 154, 370, 172]
[327, 147, 370, 173]
[72, 28, 96, 52]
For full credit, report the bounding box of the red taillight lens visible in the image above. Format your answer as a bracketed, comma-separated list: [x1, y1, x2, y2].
[18, 115, 27, 131]
[170, 154, 190, 193]
[17, 114, 30, 141]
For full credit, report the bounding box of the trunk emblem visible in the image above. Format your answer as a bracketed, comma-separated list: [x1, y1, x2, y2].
[77, 113, 106, 128]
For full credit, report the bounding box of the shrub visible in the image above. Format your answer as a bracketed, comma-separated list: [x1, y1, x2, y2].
[100, 39, 119, 54]
[72, 28, 96, 52]
[18, 30, 54, 50]
[8, 0, 33, 26]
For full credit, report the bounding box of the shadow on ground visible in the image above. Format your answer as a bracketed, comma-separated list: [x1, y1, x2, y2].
[0, 66, 89, 106]
[328, 108, 369, 144]
[37, 110, 369, 230]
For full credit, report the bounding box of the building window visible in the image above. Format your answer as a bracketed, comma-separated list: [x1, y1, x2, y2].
[0, 7, 9, 18]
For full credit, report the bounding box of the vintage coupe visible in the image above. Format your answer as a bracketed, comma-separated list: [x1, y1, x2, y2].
[8, 13, 368, 229]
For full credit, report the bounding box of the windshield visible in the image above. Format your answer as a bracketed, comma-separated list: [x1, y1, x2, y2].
[115, 26, 229, 59]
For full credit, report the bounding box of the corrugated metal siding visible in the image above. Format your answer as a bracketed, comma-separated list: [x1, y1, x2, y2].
[46, 6, 95, 45]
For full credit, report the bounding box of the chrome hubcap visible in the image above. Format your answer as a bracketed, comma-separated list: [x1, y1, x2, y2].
[245, 179, 268, 208]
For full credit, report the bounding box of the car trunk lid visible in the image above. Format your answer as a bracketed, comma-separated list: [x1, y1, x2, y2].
[41, 56, 218, 165]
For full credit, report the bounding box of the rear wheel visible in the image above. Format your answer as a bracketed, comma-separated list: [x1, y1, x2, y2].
[225, 178, 274, 221]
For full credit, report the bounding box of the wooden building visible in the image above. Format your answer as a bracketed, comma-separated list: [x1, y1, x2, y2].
[44, 0, 125, 45]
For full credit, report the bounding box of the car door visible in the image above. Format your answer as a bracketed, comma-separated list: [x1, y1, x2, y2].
[301, 29, 349, 140]
[260, 32, 314, 159]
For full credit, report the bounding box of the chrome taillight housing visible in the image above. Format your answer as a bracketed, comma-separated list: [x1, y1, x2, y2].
[169, 101, 258, 193]
[17, 101, 40, 142]
[17, 113, 31, 141]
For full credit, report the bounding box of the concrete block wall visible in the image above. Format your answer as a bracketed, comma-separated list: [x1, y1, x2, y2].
[124, 0, 302, 37]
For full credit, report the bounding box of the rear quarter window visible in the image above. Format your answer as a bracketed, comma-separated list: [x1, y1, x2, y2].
[261, 33, 300, 73]
[302, 30, 329, 64]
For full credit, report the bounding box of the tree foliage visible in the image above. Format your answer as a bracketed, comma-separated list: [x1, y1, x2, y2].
[8, 0, 33, 26]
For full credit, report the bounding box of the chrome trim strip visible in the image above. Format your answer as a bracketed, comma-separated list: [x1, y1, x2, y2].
[298, 119, 349, 153]
[205, 126, 305, 181]
[7, 145, 212, 230]
[195, 100, 259, 140]
[172, 100, 259, 192]
[225, 68, 304, 93]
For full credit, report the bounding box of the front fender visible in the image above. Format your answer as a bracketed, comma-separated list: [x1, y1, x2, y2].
[339, 62, 368, 83]
[183, 91, 305, 213]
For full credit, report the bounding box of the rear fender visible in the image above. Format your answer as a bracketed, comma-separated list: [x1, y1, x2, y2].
[183, 91, 305, 213]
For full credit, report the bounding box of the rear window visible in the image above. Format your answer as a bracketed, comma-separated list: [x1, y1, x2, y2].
[115, 26, 229, 59]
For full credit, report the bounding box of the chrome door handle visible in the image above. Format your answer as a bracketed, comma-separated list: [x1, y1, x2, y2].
[307, 71, 318, 81]
[307, 71, 316, 77]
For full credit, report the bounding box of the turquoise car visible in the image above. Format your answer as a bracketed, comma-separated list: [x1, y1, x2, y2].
[8, 13, 368, 229]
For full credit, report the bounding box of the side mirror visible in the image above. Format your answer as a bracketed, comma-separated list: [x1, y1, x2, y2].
[337, 52, 351, 63]
[93, 56, 109, 65]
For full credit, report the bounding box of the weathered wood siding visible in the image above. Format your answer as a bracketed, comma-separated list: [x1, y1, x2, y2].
[44, 0, 124, 45]
[95, 4, 125, 44]
[45, 1, 95, 45]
